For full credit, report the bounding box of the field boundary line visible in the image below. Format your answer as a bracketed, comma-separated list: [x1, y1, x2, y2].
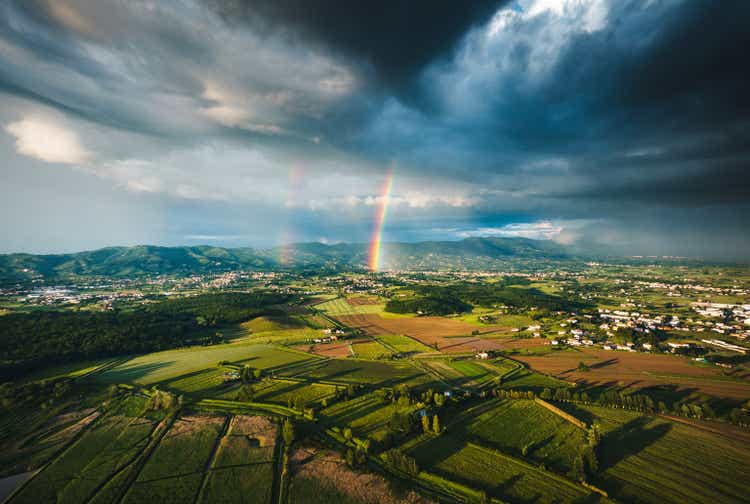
[115, 410, 179, 504]
[5, 408, 104, 504]
[534, 398, 588, 429]
[466, 442, 592, 495]
[81, 417, 161, 504]
[194, 414, 230, 504]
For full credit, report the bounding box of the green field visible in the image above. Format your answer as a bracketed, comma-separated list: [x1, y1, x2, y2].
[407, 436, 592, 503]
[93, 343, 318, 386]
[123, 414, 225, 504]
[9, 397, 157, 503]
[279, 358, 434, 388]
[577, 405, 750, 504]
[376, 334, 432, 354]
[351, 341, 393, 360]
[201, 415, 277, 503]
[316, 297, 385, 316]
[321, 392, 419, 443]
[444, 359, 499, 387]
[455, 398, 586, 473]
[249, 379, 337, 406]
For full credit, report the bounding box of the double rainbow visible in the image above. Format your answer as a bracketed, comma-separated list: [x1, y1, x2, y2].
[368, 167, 394, 272]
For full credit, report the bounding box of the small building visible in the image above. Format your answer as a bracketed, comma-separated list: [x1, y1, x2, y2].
[475, 352, 490, 360]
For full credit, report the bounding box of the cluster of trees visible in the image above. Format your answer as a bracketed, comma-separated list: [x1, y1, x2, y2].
[385, 282, 590, 316]
[495, 389, 536, 400]
[240, 365, 262, 384]
[146, 388, 182, 411]
[0, 376, 72, 410]
[540, 387, 721, 421]
[0, 292, 286, 378]
[334, 384, 367, 402]
[385, 289, 471, 316]
[729, 403, 750, 427]
[569, 424, 601, 482]
[381, 449, 419, 476]
[420, 413, 441, 434]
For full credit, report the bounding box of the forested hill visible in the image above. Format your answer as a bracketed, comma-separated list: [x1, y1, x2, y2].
[0, 237, 578, 281]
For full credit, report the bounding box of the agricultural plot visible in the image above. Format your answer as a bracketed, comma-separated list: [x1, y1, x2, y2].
[288, 448, 428, 504]
[320, 393, 419, 443]
[317, 297, 386, 316]
[296, 340, 355, 358]
[351, 340, 393, 360]
[444, 359, 498, 388]
[455, 398, 587, 473]
[249, 379, 337, 406]
[279, 358, 433, 388]
[201, 415, 277, 504]
[576, 405, 750, 504]
[123, 414, 226, 504]
[9, 397, 151, 503]
[376, 334, 432, 355]
[0, 403, 100, 476]
[499, 366, 571, 391]
[337, 314, 541, 353]
[407, 436, 592, 503]
[18, 358, 119, 383]
[93, 343, 317, 386]
[515, 348, 750, 399]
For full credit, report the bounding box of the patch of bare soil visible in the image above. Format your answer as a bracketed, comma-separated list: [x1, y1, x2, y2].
[290, 448, 434, 504]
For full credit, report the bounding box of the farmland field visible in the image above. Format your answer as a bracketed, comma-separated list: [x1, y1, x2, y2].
[455, 398, 587, 473]
[279, 358, 432, 387]
[337, 314, 542, 353]
[376, 334, 432, 355]
[249, 379, 337, 406]
[289, 448, 428, 504]
[407, 435, 592, 503]
[201, 415, 277, 503]
[515, 348, 750, 399]
[566, 405, 750, 504]
[123, 414, 225, 504]
[351, 340, 393, 360]
[93, 343, 318, 386]
[321, 393, 419, 442]
[9, 397, 154, 504]
[317, 297, 386, 316]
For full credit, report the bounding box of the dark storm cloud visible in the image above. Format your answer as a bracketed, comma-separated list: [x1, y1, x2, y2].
[203, 0, 507, 92]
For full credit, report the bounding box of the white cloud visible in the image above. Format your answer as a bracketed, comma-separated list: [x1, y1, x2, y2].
[5, 114, 91, 165]
[458, 221, 563, 240]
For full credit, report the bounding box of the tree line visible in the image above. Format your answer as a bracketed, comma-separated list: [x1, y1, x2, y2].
[0, 292, 288, 379]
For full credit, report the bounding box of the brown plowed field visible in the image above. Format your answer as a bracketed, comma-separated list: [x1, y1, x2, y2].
[336, 314, 538, 354]
[346, 296, 380, 306]
[515, 348, 750, 399]
[295, 340, 357, 358]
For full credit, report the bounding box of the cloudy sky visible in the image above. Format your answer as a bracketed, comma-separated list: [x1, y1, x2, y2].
[1, 0, 748, 259]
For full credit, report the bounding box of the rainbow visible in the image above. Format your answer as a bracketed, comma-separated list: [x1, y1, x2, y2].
[368, 167, 394, 272]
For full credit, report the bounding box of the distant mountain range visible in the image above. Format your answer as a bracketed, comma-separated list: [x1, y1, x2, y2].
[0, 237, 589, 281]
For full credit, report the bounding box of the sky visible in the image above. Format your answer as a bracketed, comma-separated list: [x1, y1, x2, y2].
[1, 0, 749, 259]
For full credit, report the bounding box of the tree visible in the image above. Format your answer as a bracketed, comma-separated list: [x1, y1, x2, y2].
[421, 414, 430, 433]
[345, 448, 355, 467]
[432, 414, 441, 435]
[343, 427, 353, 441]
[241, 366, 254, 384]
[282, 419, 295, 446]
[540, 388, 552, 400]
[578, 361, 590, 372]
[253, 368, 263, 380]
